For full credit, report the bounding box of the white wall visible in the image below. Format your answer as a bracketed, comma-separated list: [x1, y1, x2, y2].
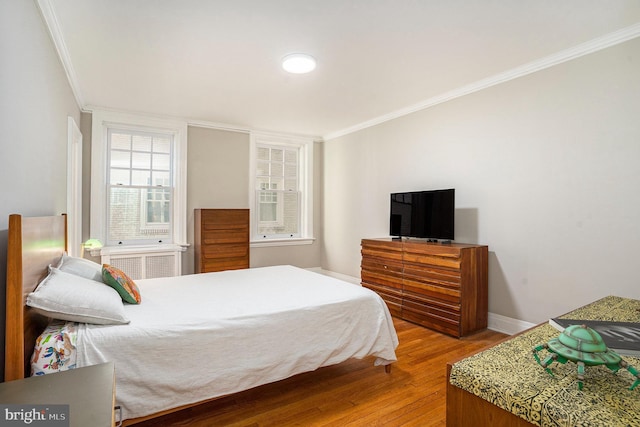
[0, 0, 81, 379]
[322, 38, 640, 325]
[184, 126, 250, 274]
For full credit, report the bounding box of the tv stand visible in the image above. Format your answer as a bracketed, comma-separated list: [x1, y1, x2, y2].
[361, 238, 488, 337]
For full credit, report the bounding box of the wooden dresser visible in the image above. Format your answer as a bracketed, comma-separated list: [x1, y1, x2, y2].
[361, 238, 488, 337]
[194, 209, 250, 273]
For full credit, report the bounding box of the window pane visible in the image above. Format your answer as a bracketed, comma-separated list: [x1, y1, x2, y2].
[152, 171, 170, 186]
[132, 170, 151, 185]
[282, 192, 300, 234]
[110, 150, 130, 168]
[146, 189, 171, 223]
[153, 137, 171, 153]
[153, 153, 171, 171]
[271, 149, 283, 162]
[259, 191, 277, 203]
[111, 133, 131, 150]
[132, 152, 151, 169]
[256, 160, 269, 176]
[257, 147, 270, 161]
[271, 178, 283, 190]
[271, 162, 283, 177]
[256, 190, 299, 236]
[285, 178, 297, 191]
[259, 202, 277, 222]
[110, 168, 130, 185]
[108, 187, 171, 242]
[284, 163, 297, 179]
[132, 135, 152, 152]
[257, 177, 270, 189]
[285, 149, 297, 163]
[163, 201, 170, 222]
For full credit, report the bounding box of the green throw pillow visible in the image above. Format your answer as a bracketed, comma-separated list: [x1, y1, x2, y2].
[102, 264, 141, 304]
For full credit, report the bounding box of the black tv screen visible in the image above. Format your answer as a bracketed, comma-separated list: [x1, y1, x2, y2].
[390, 189, 455, 240]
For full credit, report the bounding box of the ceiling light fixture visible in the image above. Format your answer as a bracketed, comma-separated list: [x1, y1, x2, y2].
[282, 53, 316, 74]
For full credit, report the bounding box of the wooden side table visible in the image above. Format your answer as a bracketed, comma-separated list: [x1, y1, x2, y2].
[0, 362, 116, 427]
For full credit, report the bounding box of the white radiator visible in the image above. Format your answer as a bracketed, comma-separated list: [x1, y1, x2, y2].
[101, 248, 183, 280]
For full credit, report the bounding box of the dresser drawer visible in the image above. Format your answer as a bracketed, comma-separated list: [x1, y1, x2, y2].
[200, 209, 248, 224]
[403, 277, 461, 304]
[403, 263, 461, 289]
[201, 258, 248, 272]
[402, 306, 460, 337]
[402, 290, 461, 317]
[402, 289, 461, 336]
[202, 228, 249, 244]
[361, 239, 403, 263]
[361, 258, 403, 290]
[402, 252, 461, 270]
[403, 241, 463, 269]
[201, 243, 248, 259]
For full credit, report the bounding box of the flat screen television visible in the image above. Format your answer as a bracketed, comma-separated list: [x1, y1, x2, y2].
[390, 189, 455, 240]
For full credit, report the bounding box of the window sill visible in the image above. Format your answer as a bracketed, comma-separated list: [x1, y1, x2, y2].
[250, 237, 315, 248]
[89, 243, 189, 257]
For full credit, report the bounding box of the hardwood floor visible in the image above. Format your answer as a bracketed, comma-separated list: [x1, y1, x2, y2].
[133, 318, 507, 427]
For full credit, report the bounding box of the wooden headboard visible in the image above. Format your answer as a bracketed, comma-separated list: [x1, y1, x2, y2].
[5, 214, 67, 381]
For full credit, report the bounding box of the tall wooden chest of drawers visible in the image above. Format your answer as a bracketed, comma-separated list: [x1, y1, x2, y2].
[195, 209, 250, 273]
[361, 238, 488, 337]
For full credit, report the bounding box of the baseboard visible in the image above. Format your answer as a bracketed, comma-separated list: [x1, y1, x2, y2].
[306, 267, 361, 285]
[488, 312, 535, 335]
[308, 267, 535, 335]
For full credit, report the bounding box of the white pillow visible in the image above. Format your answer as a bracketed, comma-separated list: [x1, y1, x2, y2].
[58, 253, 104, 283]
[27, 268, 130, 325]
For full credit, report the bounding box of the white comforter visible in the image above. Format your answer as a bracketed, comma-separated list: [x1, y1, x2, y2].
[75, 265, 399, 420]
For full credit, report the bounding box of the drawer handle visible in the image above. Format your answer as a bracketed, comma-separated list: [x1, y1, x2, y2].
[384, 265, 388, 269]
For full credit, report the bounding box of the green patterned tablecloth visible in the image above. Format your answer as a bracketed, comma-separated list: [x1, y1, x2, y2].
[450, 296, 640, 427]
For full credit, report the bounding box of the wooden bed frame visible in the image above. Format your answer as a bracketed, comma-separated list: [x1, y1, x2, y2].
[5, 214, 393, 426]
[4, 214, 223, 424]
[5, 214, 67, 382]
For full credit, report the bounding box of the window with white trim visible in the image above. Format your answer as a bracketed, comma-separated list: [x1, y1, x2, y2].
[106, 129, 173, 245]
[250, 133, 314, 245]
[90, 110, 187, 249]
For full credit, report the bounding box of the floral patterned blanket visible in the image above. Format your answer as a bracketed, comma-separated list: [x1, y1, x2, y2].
[31, 321, 77, 375]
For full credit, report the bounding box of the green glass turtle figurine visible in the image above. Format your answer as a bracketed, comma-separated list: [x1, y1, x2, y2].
[532, 324, 640, 390]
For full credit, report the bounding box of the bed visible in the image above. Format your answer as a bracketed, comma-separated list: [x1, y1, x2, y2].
[5, 214, 399, 424]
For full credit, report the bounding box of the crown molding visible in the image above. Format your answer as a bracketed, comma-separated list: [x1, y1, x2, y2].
[188, 118, 322, 141]
[84, 105, 323, 141]
[323, 22, 640, 141]
[36, 0, 85, 109]
[184, 119, 251, 134]
[85, 104, 240, 131]
[37, 1, 639, 143]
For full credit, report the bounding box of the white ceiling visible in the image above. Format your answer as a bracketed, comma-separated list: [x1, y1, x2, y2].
[43, 0, 640, 139]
